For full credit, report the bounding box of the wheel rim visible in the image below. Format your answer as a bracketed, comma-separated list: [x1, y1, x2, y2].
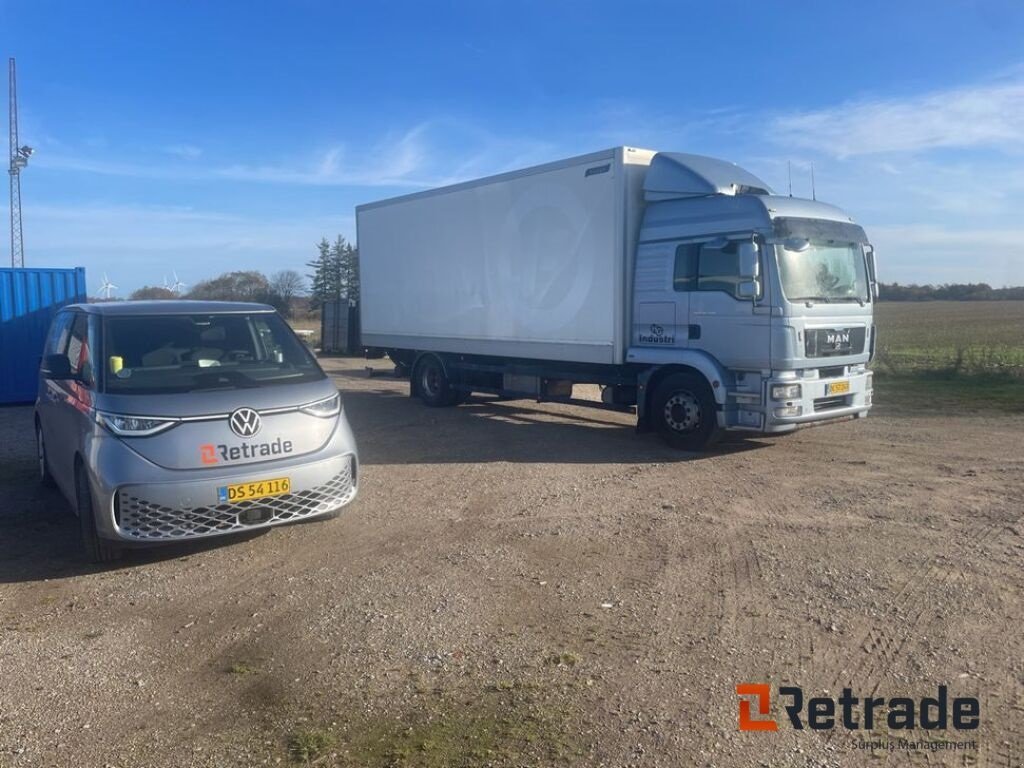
[663, 391, 701, 433]
[36, 428, 46, 479]
[421, 364, 442, 398]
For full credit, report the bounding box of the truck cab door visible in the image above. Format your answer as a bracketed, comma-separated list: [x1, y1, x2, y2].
[631, 240, 693, 350]
[685, 240, 771, 370]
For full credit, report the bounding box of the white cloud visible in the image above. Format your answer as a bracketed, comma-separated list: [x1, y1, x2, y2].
[163, 143, 202, 159]
[771, 78, 1024, 157]
[31, 120, 557, 190]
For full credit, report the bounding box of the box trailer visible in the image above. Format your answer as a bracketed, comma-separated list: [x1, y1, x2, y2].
[357, 148, 878, 449]
[359, 147, 654, 365]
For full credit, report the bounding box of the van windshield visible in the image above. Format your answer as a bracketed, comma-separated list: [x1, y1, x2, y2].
[101, 313, 324, 394]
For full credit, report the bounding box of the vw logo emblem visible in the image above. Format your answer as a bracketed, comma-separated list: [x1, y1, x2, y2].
[228, 407, 262, 438]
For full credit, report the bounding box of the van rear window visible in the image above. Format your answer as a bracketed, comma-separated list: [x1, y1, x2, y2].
[101, 313, 324, 394]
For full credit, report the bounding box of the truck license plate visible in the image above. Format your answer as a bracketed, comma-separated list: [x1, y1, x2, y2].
[218, 477, 291, 503]
[826, 380, 851, 396]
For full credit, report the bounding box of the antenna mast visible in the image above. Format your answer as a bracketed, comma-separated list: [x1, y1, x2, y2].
[9, 58, 32, 268]
[810, 162, 816, 201]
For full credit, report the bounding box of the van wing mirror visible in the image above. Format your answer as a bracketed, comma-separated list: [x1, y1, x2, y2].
[42, 354, 74, 379]
[738, 241, 760, 279]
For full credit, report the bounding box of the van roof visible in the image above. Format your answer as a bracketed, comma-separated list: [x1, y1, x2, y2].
[66, 300, 277, 315]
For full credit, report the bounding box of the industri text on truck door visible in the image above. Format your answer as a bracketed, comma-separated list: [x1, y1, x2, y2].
[357, 147, 878, 450]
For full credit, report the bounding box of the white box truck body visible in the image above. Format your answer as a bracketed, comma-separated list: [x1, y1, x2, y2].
[357, 148, 878, 449]
[358, 147, 654, 365]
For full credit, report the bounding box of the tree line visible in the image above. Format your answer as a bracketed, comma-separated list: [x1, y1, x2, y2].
[879, 282, 1024, 301]
[122, 236, 359, 316]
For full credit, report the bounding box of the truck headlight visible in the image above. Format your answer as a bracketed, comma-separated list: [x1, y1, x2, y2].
[300, 393, 342, 418]
[771, 383, 802, 400]
[774, 405, 803, 418]
[96, 412, 179, 437]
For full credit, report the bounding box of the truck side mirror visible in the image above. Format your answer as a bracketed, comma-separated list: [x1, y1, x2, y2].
[865, 244, 879, 300]
[737, 279, 760, 300]
[737, 241, 760, 279]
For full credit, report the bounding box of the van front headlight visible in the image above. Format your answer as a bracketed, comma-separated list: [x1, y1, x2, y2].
[95, 412, 179, 437]
[300, 393, 341, 418]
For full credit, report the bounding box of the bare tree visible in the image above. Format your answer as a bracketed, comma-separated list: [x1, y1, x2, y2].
[271, 270, 306, 302]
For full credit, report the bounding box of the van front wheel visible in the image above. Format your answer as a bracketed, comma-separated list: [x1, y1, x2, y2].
[651, 373, 718, 451]
[75, 468, 123, 564]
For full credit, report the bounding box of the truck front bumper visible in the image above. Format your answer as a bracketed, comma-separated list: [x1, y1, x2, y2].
[725, 369, 873, 434]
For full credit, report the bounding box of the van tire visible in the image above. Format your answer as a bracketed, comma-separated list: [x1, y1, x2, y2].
[36, 422, 55, 488]
[651, 372, 719, 451]
[76, 468, 123, 564]
[414, 355, 458, 407]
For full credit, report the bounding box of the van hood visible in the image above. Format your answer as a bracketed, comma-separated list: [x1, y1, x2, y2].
[94, 378, 342, 471]
[95, 378, 338, 418]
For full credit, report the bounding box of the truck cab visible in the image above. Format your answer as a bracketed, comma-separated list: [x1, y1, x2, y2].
[628, 153, 876, 442]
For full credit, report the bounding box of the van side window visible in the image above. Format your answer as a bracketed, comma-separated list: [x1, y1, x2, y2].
[673, 245, 699, 291]
[67, 314, 95, 387]
[44, 313, 73, 358]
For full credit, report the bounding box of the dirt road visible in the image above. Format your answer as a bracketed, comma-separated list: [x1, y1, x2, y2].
[1, 359, 1021, 767]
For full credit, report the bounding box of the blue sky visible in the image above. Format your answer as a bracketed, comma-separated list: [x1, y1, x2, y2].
[2, 0, 1024, 294]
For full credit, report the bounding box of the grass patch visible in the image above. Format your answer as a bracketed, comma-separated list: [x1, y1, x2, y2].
[873, 371, 1024, 413]
[288, 727, 336, 763]
[227, 661, 258, 676]
[287, 680, 580, 767]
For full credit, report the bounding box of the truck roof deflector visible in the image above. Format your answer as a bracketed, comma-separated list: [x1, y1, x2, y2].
[643, 152, 773, 201]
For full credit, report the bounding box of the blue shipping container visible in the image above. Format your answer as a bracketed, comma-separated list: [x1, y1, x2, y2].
[0, 267, 87, 404]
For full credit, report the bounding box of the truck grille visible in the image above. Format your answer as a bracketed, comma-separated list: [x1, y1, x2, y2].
[805, 327, 866, 358]
[116, 461, 355, 541]
[814, 396, 848, 412]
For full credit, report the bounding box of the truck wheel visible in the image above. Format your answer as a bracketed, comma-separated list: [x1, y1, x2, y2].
[651, 373, 718, 451]
[75, 467, 123, 564]
[414, 355, 458, 407]
[36, 422, 55, 487]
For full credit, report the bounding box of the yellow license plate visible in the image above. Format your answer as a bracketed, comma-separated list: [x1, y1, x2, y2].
[827, 380, 851, 396]
[218, 477, 291, 503]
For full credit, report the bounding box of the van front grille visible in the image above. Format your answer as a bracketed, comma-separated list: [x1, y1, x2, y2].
[116, 460, 355, 541]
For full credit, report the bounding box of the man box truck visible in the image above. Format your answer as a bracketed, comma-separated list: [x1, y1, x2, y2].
[357, 147, 877, 450]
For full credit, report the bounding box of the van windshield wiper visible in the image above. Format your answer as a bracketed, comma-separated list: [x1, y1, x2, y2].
[791, 295, 831, 305]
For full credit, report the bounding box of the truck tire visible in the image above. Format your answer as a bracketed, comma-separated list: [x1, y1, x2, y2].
[414, 355, 458, 407]
[651, 372, 718, 451]
[75, 467, 123, 564]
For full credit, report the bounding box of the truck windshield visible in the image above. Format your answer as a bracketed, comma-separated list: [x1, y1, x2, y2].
[101, 313, 324, 394]
[776, 241, 869, 304]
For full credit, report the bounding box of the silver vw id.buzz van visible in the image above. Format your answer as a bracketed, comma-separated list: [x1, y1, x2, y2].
[35, 301, 358, 562]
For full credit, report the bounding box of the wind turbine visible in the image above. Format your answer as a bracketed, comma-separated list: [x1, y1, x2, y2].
[170, 271, 187, 295]
[98, 273, 118, 300]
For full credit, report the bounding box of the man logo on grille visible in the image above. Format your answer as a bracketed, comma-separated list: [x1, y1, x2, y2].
[229, 408, 262, 438]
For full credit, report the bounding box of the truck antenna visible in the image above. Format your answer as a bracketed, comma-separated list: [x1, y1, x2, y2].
[787, 161, 793, 197]
[810, 163, 816, 201]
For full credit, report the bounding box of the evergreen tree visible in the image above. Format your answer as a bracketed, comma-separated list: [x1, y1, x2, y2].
[306, 238, 335, 308]
[330, 235, 360, 305]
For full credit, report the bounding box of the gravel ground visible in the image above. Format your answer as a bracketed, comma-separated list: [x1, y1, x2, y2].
[0, 357, 1021, 767]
